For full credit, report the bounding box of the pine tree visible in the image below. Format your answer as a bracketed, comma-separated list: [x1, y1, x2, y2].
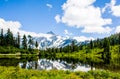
[6, 28, 14, 46]
[71, 41, 75, 52]
[103, 38, 111, 64]
[60, 47, 63, 52]
[111, 38, 115, 46]
[0, 29, 4, 46]
[28, 35, 34, 50]
[22, 34, 27, 49]
[103, 38, 110, 53]
[119, 33, 120, 45]
[66, 45, 71, 53]
[79, 44, 83, 50]
[35, 41, 38, 49]
[17, 32, 20, 48]
[90, 40, 93, 49]
[13, 37, 17, 47]
[118, 33, 120, 53]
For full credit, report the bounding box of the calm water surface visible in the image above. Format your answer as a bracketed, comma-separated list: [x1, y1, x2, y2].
[19, 58, 94, 72]
[0, 56, 120, 72]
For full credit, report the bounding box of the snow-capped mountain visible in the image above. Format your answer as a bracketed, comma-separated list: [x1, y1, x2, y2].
[34, 31, 89, 50]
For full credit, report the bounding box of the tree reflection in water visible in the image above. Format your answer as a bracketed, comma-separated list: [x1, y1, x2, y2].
[19, 58, 94, 72]
[0, 55, 120, 72]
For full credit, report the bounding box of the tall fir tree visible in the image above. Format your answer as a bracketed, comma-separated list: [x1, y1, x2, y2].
[79, 44, 83, 50]
[103, 38, 111, 64]
[22, 34, 27, 49]
[35, 41, 38, 49]
[6, 28, 14, 46]
[90, 40, 93, 49]
[118, 33, 120, 53]
[0, 29, 4, 46]
[17, 32, 20, 48]
[71, 41, 75, 52]
[60, 47, 63, 52]
[103, 38, 110, 52]
[28, 35, 34, 50]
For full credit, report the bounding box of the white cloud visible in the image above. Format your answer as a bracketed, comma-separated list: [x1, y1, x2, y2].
[46, 4, 53, 9]
[73, 36, 94, 42]
[0, 18, 95, 43]
[64, 29, 72, 35]
[115, 26, 120, 33]
[55, 14, 61, 23]
[111, 0, 120, 17]
[111, 0, 116, 6]
[55, 0, 112, 34]
[111, 5, 120, 17]
[102, 3, 109, 13]
[82, 26, 113, 33]
[0, 18, 21, 34]
[0, 18, 54, 37]
[103, 0, 120, 17]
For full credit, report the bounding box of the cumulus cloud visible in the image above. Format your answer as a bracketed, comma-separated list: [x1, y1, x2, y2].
[103, 0, 120, 17]
[73, 36, 94, 42]
[46, 4, 53, 9]
[64, 29, 72, 35]
[0, 18, 54, 37]
[0, 18, 95, 42]
[115, 26, 120, 33]
[54, 14, 61, 23]
[110, 0, 120, 17]
[82, 26, 113, 33]
[102, 3, 109, 13]
[55, 0, 112, 34]
[0, 18, 21, 34]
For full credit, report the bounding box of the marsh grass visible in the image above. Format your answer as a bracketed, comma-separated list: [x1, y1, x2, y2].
[0, 66, 120, 79]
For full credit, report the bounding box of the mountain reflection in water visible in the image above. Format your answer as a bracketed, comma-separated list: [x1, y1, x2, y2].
[19, 59, 95, 72]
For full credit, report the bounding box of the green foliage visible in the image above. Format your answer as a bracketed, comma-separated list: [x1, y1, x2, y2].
[0, 29, 4, 46]
[22, 34, 27, 49]
[6, 28, 14, 46]
[103, 38, 111, 64]
[89, 40, 93, 49]
[0, 28, 39, 54]
[17, 32, 20, 48]
[0, 66, 120, 79]
[35, 41, 38, 49]
[0, 46, 20, 54]
[28, 35, 34, 50]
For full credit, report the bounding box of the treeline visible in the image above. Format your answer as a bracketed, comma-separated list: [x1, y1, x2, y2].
[42, 33, 120, 64]
[0, 28, 39, 54]
[42, 37, 112, 54]
[43, 41, 80, 53]
[40, 33, 120, 55]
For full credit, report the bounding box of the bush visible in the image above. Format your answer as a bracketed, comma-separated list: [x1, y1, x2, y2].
[0, 66, 120, 79]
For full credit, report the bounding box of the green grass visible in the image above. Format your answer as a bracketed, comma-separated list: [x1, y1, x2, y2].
[1, 45, 120, 79]
[54, 45, 120, 63]
[55, 47, 103, 63]
[0, 66, 120, 79]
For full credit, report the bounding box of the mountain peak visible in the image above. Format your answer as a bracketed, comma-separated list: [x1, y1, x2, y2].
[47, 31, 55, 35]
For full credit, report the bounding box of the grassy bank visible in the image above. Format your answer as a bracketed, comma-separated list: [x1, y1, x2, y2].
[0, 66, 120, 79]
[0, 53, 38, 59]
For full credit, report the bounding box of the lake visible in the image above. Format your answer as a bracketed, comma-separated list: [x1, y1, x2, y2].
[0, 55, 120, 72]
[19, 58, 95, 72]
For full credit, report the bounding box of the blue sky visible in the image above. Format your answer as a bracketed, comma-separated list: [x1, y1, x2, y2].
[0, 0, 120, 40]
